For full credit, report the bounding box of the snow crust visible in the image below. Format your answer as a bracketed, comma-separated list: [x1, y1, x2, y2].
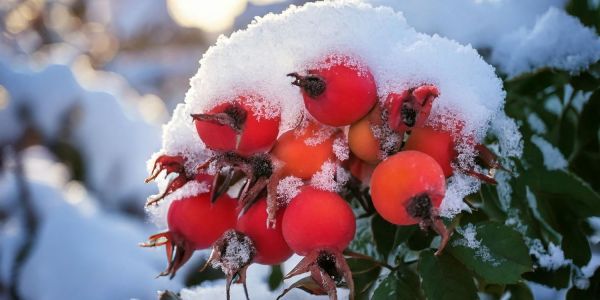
[367, 1, 600, 77]
[492, 7, 600, 77]
[366, 0, 567, 49]
[157, 0, 511, 220]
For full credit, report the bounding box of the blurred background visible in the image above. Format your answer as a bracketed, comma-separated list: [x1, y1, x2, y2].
[1, 0, 599, 299]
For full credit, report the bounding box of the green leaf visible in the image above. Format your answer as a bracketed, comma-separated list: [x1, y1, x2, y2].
[347, 258, 382, 299]
[418, 250, 478, 300]
[407, 227, 434, 251]
[566, 266, 600, 300]
[350, 217, 380, 258]
[523, 266, 571, 289]
[372, 215, 397, 258]
[559, 218, 591, 267]
[448, 222, 532, 284]
[372, 268, 423, 300]
[523, 168, 600, 218]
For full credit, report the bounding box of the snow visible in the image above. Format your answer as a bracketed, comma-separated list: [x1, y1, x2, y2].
[589, 217, 600, 244]
[367, 1, 600, 77]
[146, 180, 210, 229]
[573, 254, 600, 289]
[492, 7, 600, 77]
[439, 173, 476, 218]
[527, 113, 547, 135]
[366, 0, 566, 49]
[528, 239, 571, 271]
[530, 135, 568, 171]
[332, 136, 350, 161]
[157, 0, 510, 222]
[276, 176, 303, 204]
[453, 223, 502, 266]
[310, 161, 350, 193]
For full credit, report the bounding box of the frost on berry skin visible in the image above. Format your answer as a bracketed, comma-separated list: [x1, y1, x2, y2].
[192, 95, 280, 156]
[370, 151, 451, 255]
[288, 55, 377, 127]
[140, 193, 237, 278]
[385, 84, 439, 134]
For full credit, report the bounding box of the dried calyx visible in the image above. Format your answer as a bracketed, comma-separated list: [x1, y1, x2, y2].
[278, 249, 354, 300]
[199, 152, 283, 225]
[287, 73, 326, 98]
[145, 155, 188, 206]
[405, 193, 451, 256]
[140, 231, 194, 279]
[202, 230, 256, 300]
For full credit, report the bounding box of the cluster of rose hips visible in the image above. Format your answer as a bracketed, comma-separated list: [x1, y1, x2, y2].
[142, 55, 500, 300]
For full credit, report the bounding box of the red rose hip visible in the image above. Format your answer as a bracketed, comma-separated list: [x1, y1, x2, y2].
[192, 95, 280, 156]
[288, 55, 377, 126]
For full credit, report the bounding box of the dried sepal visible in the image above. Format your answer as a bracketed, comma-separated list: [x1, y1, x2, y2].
[140, 231, 194, 279]
[280, 249, 354, 300]
[201, 230, 257, 300]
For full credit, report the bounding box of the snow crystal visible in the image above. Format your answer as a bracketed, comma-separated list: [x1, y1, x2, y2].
[544, 95, 563, 116]
[276, 176, 303, 204]
[453, 224, 502, 266]
[303, 124, 337, 147]
[530, 135, 568, 170]
[160, 104, 212, 174]
[310, 161, 349, 192]
[527, 113, 547, 135]
[495, 170, 513, 211]
[439, 173, 477, 217]
[573, 254, 600, 289]
[333, 136, 350, 161]
[490, 112, 524, 160]
[528, 239, 571, 271]
[504, 210, 528, 235]
[492, 7, 600, 77]
[153, 0, 510, 220]
[211, 231, 254, 272]
[145, 180, 210, 229]
[589, 217, 600, 244]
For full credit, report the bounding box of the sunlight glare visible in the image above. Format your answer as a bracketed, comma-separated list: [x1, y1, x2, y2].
[167, 0, 248, 32]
